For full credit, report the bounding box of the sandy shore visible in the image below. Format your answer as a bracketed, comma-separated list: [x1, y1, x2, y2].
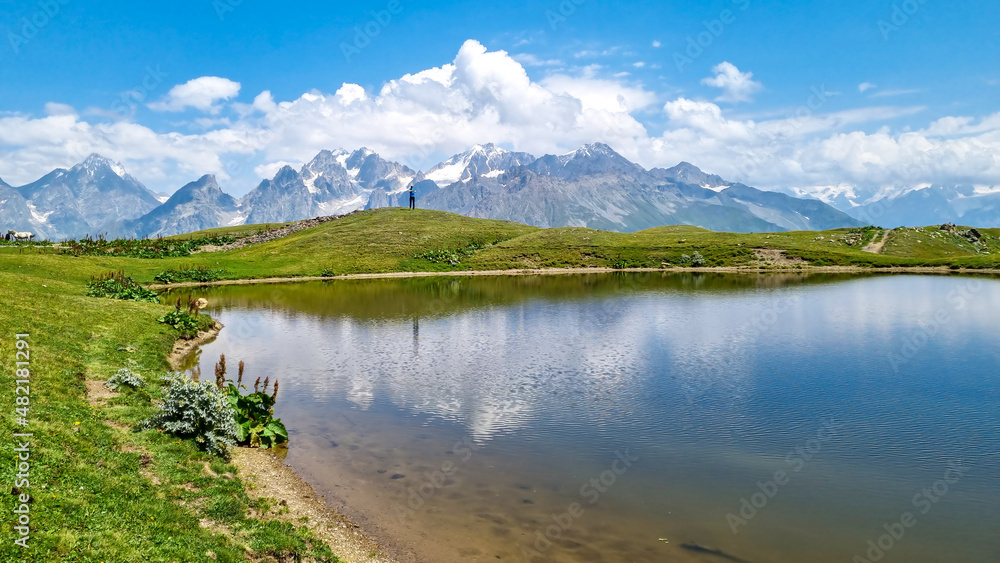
[147, 264, 1000, 290]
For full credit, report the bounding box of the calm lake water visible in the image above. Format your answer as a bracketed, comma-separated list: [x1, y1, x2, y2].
[173, 273, 1000, 562]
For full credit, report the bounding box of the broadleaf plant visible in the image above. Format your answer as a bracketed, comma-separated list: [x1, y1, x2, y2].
[214, 355, 288, 449]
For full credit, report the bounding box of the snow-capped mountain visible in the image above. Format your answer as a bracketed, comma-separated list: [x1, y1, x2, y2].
[8, 154, 161, 239]
[526, 142, 643, 181]
[13, 144, 971, 239]
[242, 148, 416, 224]
[782, 183, 1000, 227]
[421, 143, 536, 187]
[415, 143, 862, 232]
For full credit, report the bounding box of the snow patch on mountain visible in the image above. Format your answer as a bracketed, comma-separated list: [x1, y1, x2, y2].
[27, 202, 52, 224]
[425, 161, 468, 187]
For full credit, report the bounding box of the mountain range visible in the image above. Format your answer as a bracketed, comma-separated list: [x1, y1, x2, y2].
[780, 183, 1000, 228]
[4, 143, 991, 240]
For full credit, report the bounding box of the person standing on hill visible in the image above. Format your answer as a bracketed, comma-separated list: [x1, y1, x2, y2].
[408, 184, 416, 210]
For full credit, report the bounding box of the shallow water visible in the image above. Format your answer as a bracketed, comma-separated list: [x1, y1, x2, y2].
[173, 273, 1000, 562]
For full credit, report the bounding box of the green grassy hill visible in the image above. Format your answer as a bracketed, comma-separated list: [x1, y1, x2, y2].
[4, 209, 1000, 287]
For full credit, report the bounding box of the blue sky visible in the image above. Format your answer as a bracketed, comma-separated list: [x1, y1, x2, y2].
[1, 0, 998, 195]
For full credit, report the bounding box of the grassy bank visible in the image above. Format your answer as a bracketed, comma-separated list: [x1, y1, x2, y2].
[1, 207, 998, 561]
[0, 265, 337, 561]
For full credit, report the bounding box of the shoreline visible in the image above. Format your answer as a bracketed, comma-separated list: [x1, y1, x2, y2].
[147, 264, 1000, 290]
[168, 319, 402, 562]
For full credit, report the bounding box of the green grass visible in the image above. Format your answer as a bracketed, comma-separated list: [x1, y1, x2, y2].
[0, 265, 337, 561]
[5, 210, 1000, 291]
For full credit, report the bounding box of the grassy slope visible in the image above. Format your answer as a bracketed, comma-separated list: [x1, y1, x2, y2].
[1, 208, 998, 561]
[0, 265, 336, 561]
[12, 210, 1000, 287]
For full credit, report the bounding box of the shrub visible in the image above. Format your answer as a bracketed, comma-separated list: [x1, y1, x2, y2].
[63, 235, 236, 258]
[215, 355, 288, 450]
[157, 297, 213, 338]
[154, 266, 226, 284]
[105, 367, 146, 391]
[86, 271, 159, 302]
[157, 310, 202, 338]
[677, 252, 706, 266]
[415, 240, 498, 266]
[138, 373, 239, 458]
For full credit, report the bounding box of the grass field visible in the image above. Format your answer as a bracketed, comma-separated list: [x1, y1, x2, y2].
[1, 207, 998, 561]
[5, 209, 1000, 285]
[0, 264, 337, 560]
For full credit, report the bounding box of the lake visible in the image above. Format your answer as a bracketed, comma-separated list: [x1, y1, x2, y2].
[172, 273, 1000, 562]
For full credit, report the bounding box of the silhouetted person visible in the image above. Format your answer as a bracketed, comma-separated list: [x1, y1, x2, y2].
[408, 184, 416, 210]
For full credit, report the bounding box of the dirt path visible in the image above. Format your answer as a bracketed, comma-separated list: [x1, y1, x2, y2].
[863, 230, 890, 254]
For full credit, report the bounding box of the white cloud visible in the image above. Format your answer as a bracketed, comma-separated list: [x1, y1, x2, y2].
[2, 40, 1000, 199]
[868, 88, 922, 99]
[254, 160, 298, 179]
[701, 62, 762, 104]
[512, 53, 561, 67]
[149, 76, 242, 114]
[858, 82, 877, 93]
[652, 40, 662, 48]
[44, 102, 77, 117]
[541, 74, 656, 113]
[633, 61, 646, 68]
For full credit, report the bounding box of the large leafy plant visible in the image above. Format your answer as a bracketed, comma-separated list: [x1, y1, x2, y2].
[86, 270, 159, 302]
[157, 297, 213, 339]
[214, 355, 288, 449]
[138, 372, 239, 458]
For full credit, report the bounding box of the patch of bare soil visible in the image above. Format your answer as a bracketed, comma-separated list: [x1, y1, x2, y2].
[754, 248, 807, 267]
[863, 230, 889, 254]
[85, 380, 118, 405]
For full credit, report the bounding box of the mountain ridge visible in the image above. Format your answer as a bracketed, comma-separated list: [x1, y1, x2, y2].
[10, 145, 967, 239]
